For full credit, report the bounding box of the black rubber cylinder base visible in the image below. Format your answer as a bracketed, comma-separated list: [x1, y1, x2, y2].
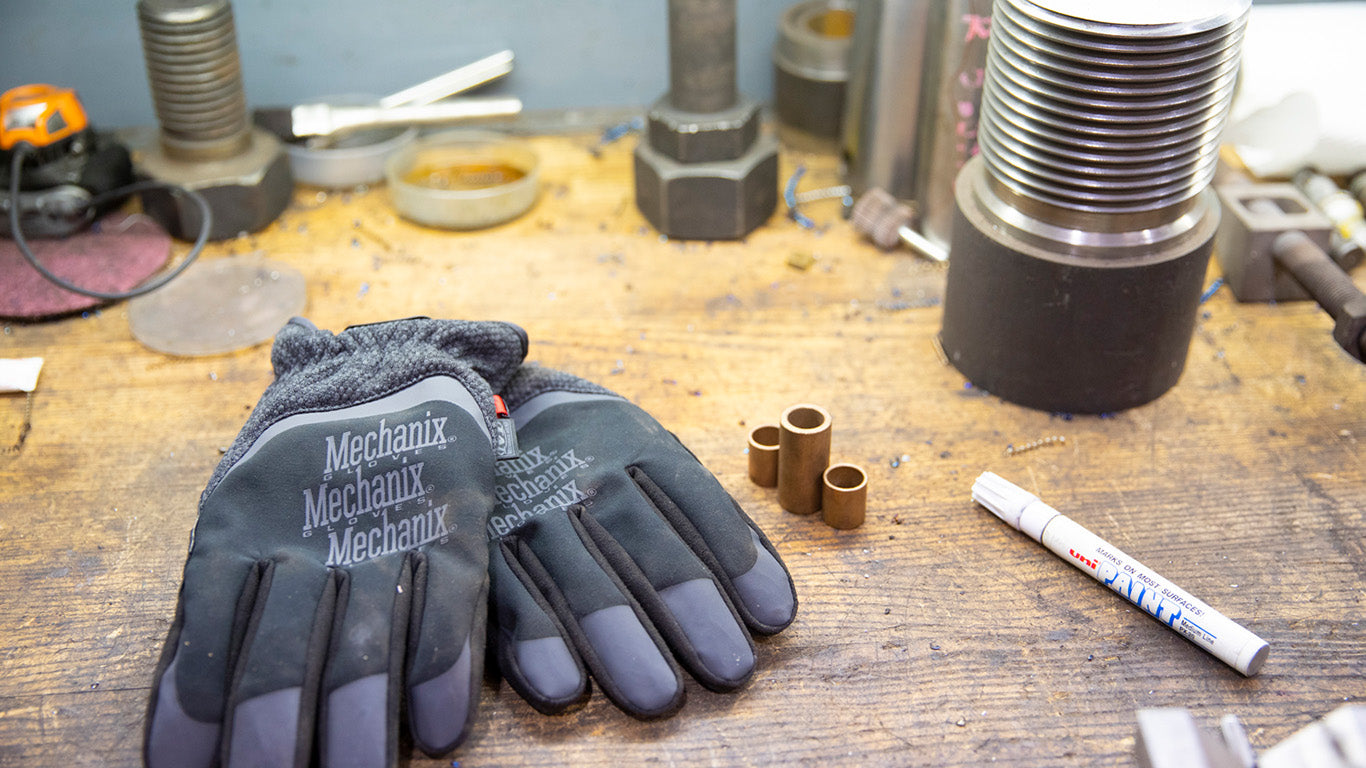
[939, 199, 1215, 414]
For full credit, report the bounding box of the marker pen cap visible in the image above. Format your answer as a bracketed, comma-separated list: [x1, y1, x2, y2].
[972, 472, 1028, 528]
[972, 472, 1058, 541]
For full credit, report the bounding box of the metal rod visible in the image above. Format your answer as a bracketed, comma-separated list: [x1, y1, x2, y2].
[290, 97, 524, 138]
[668, 0, 737, 112]
[379, 50, 515, 109]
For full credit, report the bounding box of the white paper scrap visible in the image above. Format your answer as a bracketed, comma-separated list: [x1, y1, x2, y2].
[1227, 3, 1366, 177]
[0, 358, 44, 394]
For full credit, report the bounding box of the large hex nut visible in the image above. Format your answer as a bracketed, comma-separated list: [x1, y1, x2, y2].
[634, 132, 778, 240]
[1333, 294, 1366, 361]
[134, 127, 292, 241]
[647, 96, 762, 164]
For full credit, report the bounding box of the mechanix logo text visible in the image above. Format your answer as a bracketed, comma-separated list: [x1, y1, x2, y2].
[488, 446, 593, 539]
[302, 462, 425, 532]
[301, 411, 457, 567]
[323, 415, 449, 474]
[326, 506, 450, 566]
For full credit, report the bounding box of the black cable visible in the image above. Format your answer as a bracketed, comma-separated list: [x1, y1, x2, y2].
[7, 144, 212, 301]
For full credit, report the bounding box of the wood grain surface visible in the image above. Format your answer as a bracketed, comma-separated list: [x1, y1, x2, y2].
[1, 133, 1363, 767]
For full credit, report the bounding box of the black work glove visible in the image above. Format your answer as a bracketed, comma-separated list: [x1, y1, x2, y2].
[145, 317, 527, 768]
[487, 365, 797, 719]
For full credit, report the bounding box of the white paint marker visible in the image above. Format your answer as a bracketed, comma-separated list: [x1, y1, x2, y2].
[972, 471, 1269, 676]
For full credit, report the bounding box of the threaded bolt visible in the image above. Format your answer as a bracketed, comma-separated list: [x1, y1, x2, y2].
[1273, 231, 1365, 321]
[1273, 229, 1366, 360]
[668, 0, 738, 113]
[137, 0, 250, 161]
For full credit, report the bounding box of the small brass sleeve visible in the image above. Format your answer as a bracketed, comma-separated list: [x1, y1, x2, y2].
[822, 463, 867, 530]
[747, 424, 780, 487]
[777, 403, 831, 514]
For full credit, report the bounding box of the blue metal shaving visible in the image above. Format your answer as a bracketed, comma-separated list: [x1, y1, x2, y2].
[784, 165, 816, 230]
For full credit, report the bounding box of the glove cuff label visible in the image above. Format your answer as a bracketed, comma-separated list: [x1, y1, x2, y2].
[492, 394, 520, 461]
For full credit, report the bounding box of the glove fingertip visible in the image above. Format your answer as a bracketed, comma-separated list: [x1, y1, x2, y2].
[146, 655, 221, 768]
[580, 605, 684, 719]
[658, 578, 755, 690]
[506, 635, 588, 713]
[513, 634, 587, 710]
[733, 530, 798, 634]
[226, 687, 302, 767]
[321, 674, 388, 768]
[408, 637, 477, 756]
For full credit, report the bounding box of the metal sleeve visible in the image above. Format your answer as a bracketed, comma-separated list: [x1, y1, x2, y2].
[822, 463, 867, 530]
[777, 404, 831, 515]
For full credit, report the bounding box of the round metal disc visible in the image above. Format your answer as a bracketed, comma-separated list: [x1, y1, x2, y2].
[127, 254, 306, 356]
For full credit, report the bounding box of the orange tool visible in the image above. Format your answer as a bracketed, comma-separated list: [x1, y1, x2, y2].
[1, 84, 89, 151]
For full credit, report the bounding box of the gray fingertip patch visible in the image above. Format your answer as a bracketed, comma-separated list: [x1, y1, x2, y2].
[409, 639, 472, 753]
[514, 636, 584, 702]
[325, 674, 387, 768]
[579, 605, 680, 715]
[659, 578, 755, 686]
[733, 530, 797, 631]
[146, 654, 220, 768]
[228, 686, 301, 768]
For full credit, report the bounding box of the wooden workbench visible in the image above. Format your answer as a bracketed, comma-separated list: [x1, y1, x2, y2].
[1, 132, 1363, 767]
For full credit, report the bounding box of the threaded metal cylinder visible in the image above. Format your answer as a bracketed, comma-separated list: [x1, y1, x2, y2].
[668, 0, 738, 113]
[940, 0, 1251, 413]
[978, 0, 1249, 224]
[137, 0, 251, 160]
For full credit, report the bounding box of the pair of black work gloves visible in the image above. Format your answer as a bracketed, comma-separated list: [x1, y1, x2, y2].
[144, 317, 797, 768]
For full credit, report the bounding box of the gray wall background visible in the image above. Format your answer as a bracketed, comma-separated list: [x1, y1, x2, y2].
[0, 0, 1330, 131]
[1, 1, 794, 130]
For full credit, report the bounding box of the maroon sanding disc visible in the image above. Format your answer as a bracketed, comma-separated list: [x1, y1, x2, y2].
[0, 213, 172, 319]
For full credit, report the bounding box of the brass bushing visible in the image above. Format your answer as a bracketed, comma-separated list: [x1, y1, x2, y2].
[822, 463, 867, 530]
[777, 404, 831, 515]
[747, 424, 780, 487]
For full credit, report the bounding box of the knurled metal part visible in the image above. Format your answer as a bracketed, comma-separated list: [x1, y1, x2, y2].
[137, 0, 250, 161]
[1272, 231, 1366, 361]
[850, 188, 912, 250]
[978, 0, 1249, 220]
